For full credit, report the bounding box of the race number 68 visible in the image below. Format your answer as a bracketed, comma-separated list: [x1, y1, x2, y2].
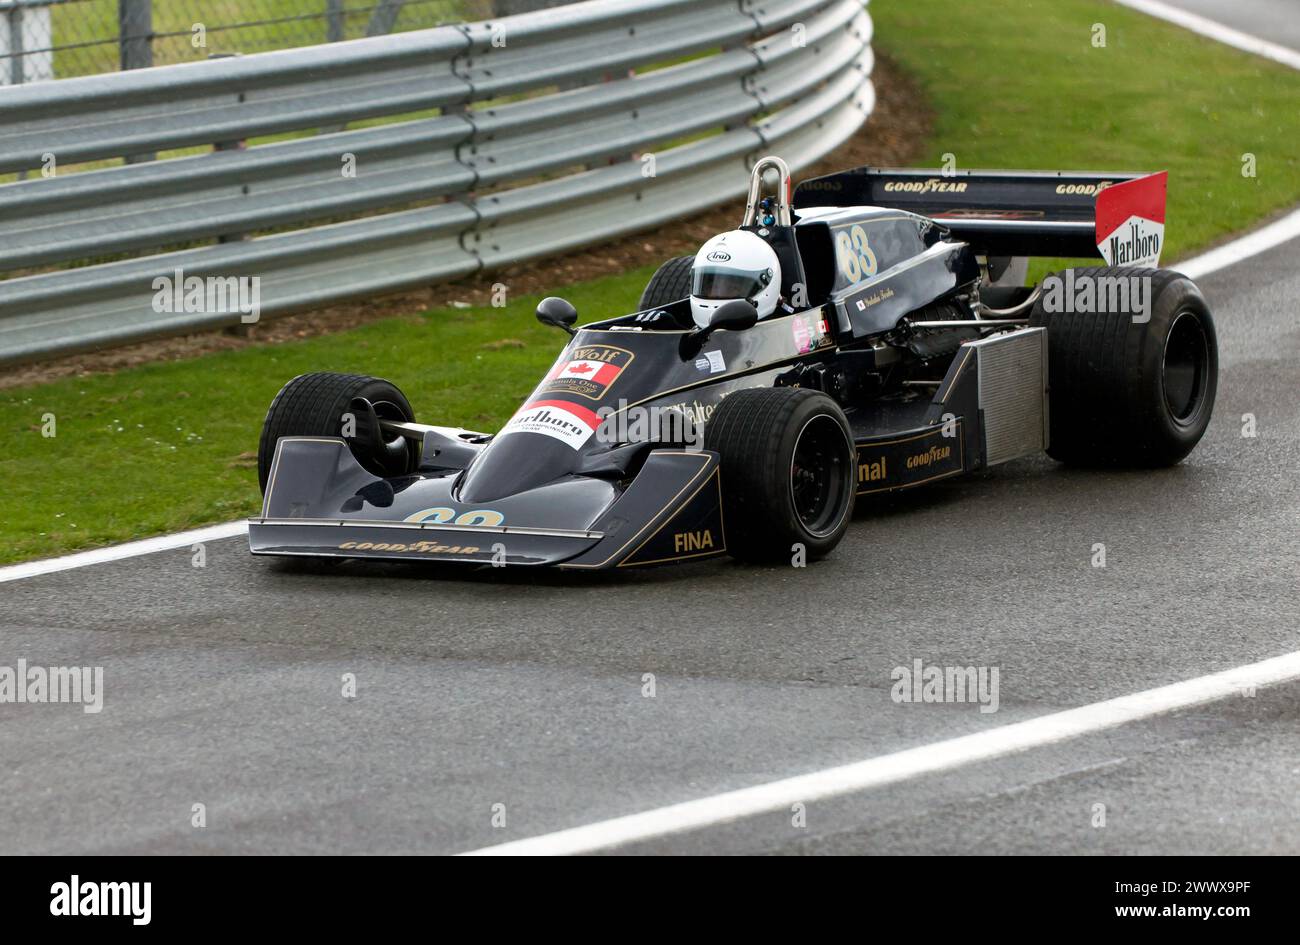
[835, 224, 878, 284]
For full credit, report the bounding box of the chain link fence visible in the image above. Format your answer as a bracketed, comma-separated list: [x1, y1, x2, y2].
[0, 0, 510, 83]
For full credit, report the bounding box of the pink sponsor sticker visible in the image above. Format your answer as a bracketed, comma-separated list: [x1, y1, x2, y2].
[792, 315, 813, 354]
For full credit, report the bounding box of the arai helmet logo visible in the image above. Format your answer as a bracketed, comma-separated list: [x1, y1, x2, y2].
[706, 251, 731, 262]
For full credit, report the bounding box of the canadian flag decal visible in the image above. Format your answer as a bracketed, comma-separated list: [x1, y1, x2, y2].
[553, 359, 620, 386]
[1095, 171, 1167, 267]
[539, 344, 634, 401]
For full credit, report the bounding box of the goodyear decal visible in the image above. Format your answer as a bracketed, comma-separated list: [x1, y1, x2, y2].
[1056, 180, 1114, 196]
[855, 423, 965, 495]
[881, 178, 969, 195]
[538, 345, 634, 401]
[337, 540, 481, 555]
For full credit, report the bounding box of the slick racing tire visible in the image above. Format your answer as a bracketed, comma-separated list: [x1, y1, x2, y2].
[638, 255, 694, 310]
[707, 387, 856, 563]
[1028, 266, 1217, 466]
[257, 372, 418, 493]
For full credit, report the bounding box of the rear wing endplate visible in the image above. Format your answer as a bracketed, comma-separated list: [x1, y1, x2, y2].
[794, 167, 1167, 263]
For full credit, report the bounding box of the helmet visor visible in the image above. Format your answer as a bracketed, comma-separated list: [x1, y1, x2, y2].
[692, 266, 770, 301]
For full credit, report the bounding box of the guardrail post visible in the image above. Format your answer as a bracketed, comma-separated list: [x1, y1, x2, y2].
[118, 0, 152, 72]
[4, 5, 27, 179]
[5, 6, 25, 86]
[491, 1, 569, 12]
[365, 0, 406, 37]
[119, 0, 154, 164]
[326, 0, 345, 42]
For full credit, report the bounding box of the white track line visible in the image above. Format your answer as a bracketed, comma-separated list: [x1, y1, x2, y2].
[1175, 208, 1300, 280]
[461, 650, 1300, 855]
[1112, 0, 1300, 70]
[0, 520, 247, 583]
[1111, 0, 1300, 277]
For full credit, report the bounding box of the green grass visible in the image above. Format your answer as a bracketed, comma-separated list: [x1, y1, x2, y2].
[0, 266, 656, 565]
[872, 0, 1300, 276]
[50, 0, 484, 78]
[5, 0, 1300, 564]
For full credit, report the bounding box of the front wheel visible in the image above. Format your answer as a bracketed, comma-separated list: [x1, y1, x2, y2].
[706, 387, 857, 563]
[257, 372, 418, 493]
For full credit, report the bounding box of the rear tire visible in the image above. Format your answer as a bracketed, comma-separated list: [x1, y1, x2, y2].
[638, 255, 694, 310]
[707, 387, 856, 562]
[257, 372, 417, 493]
[1029, 266, 1217, 466]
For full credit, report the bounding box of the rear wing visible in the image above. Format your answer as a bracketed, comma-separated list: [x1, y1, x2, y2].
[793, 167, 1167, 264]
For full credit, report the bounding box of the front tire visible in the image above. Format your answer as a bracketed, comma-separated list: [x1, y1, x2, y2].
[707, 387, 856, 562]
[257, 372, 417, 492]
[1028, 266, 1217, 466]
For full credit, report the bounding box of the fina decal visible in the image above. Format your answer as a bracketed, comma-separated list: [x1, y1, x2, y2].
[1095, 172, 1166, 267]
[538, 345, 635, 401]
[500, 399, 599, 450]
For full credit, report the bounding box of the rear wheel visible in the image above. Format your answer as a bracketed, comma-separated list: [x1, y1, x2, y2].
[1028, 266, 1217, 466]
[707, 387, 856, 562]
[638, 255, 694, 310]
[257, 372, 417, 493]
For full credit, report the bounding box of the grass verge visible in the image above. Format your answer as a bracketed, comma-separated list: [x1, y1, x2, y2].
[4, 0, 1299, 564]
[874, 0, 1300, 277]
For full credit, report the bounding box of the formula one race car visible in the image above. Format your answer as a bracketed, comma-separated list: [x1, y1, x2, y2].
[250, 155, 1217, 568]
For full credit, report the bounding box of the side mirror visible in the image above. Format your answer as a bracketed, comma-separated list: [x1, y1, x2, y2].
[708, 299, 759, 333]
[536, 296, 578, 335]
[680, 299, 758, 359]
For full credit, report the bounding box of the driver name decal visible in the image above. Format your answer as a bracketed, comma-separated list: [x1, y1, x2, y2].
[501, 399, 599, 450]
[539, 345, 634, 400]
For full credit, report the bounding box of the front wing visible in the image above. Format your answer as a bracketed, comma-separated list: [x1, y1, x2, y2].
[248, 438, 726, 569]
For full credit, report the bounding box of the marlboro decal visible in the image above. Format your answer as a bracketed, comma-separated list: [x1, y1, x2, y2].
[501, 399, 600, 450]
[539, 345, 634, 401]
[1095, 171, 1167, 267]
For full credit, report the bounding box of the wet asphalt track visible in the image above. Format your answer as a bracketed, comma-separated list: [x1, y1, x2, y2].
[6, 1, 1300, 855]
[4, 228, 1299, 855]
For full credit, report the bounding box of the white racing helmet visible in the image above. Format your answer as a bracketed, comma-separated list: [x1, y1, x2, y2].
[690, 230, 781, 330]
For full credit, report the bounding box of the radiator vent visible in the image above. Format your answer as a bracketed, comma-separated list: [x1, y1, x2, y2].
[972, 328, 1048, 466]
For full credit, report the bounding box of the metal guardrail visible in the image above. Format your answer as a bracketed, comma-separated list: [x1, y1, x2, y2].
[0, 0, 874, 364]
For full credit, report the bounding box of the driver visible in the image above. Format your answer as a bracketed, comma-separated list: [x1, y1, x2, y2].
[690, 230, 784, 329]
